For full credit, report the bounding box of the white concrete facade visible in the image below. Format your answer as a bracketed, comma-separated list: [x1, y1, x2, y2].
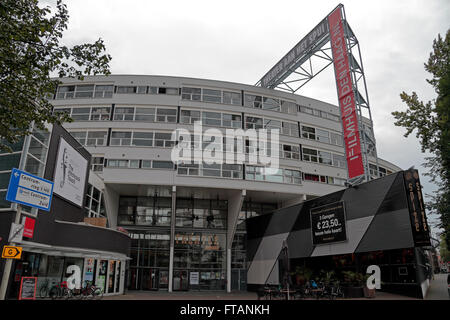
[50, 74, 401, 292]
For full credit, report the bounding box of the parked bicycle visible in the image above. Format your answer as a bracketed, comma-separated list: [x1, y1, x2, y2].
[68, 281, 103, 300]
[49, 281, 70, 300]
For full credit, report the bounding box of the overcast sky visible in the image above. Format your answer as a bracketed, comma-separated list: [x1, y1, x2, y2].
[54, 0, 448, 237]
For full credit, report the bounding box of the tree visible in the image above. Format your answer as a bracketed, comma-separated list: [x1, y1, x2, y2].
[0, 0, 111, 151]
[391, 30, 450, 248]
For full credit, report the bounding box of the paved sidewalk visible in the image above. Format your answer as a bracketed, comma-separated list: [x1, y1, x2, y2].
[103, 289, 419, 300]
[425, 273, 449, 300]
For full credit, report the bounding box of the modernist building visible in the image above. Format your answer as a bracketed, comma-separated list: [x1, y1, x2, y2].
[10, 74, 398, 293]
[0, 75, 401, 293]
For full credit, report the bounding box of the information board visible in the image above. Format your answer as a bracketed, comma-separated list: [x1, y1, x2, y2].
[6, 168, 54, 211]
[310, 201, 347, 245]
[19, 277, 37, 300]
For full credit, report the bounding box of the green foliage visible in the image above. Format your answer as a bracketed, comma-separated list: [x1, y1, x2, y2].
[0, 0, 111, 151]
[391, 30, 450, 248]
[440, 234, 450, 262]
[342, 271, 366, 287]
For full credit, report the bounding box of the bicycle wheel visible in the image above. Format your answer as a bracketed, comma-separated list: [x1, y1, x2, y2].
[49, 287, 59, 300]
[39, 286, 48, 299]
[92, 287, 103, 300]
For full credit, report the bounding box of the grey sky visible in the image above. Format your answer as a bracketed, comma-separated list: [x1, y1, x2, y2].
[57, 0, 449, 236]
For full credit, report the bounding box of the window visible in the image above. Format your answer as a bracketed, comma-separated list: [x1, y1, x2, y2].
[156, 108, 177, 122]
[129, 160, 140, 168]
[330, 132, 344, 146]
[91, 157, 104, 172]
[263, 119, 281, 131]
[282, 144, 300, 160]
[379, 167, 387, 177]
[56, 85, 75, 99]
[132, 132, 154, 146]
[316, 129, 330, 143]
[86, 131, 107, 146]
[153, 87, 178, 95]
[137, 86, 147, 94]
[202, 111, 221, 127]
[180, 110, 200, 124]
[177, 162, 199, 176]
[223, 91, 241, 105]
[70, 131, 87, 145]
[90, 107, 111, 121]
[282, 121, 299, 137]
[369, 164, 378, 177]
[318, 150, 332, 165]
[281, 100, 297, 114]
[202, 163, 221, 177]
[262, 97, 280, 111]
[154, 132, 174, 147]
[74, 85, 94, 98]
[222, 164, 242, 179]
[71, 107, 91, 121]
[244, 94, 262, 108]
[111, 131, 132, 146]
[283, 169, 302, 184]
[94, 85, 113, 98]
[332, 154, 346, 168]
[302, 148, 318, 162]
[202, 89, 222, 103]
[152, 161, 174, 169]
[181, 87, 201, 100]
[114, 107, 135, 121]
[117, 86, 137, 94]
[222, 113, 241, 128]
[245, 116, 263, 129]
[135, 107, 155, 121]
[107, 159, 129, 168]
[301, 126, 315, 139]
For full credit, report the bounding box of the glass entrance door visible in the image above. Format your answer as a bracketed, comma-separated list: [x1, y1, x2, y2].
[140, 268, 159, 290]
[173, 270, 188, 291]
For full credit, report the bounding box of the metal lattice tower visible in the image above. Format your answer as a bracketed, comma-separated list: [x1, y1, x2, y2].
[256, 4, 379, 185]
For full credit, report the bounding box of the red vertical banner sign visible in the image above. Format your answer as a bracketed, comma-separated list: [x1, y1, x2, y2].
[328, 7, 365, 179]
[23, 217, 35, 238]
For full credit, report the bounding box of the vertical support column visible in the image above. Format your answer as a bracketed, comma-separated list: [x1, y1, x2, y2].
[168, 186, 177, 292]
[226, 189, 246, 293]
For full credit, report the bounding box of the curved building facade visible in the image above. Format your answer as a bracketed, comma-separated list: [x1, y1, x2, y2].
[49, 74, 401, 292]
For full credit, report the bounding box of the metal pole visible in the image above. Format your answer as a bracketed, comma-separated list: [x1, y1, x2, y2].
[0, 124, 33, 300]
[0, 205, 22, 300]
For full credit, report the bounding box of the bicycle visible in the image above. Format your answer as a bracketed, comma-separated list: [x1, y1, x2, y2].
[49, 281, 70, 300]
[68, 281, 103, 300]
[39, 278, 51, 298]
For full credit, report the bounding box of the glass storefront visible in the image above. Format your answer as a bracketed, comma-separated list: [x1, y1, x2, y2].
[7, 252, 124, 299]
[128, 231, 170, 290]
[174, 232, 226, 290]
[123, 195, 278, 292]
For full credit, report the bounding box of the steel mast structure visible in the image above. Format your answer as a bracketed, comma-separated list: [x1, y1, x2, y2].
[256, 4, 379, 185]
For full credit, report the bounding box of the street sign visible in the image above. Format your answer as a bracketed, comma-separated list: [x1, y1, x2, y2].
[2, 245, 23, 259]
[5, 168, 53, 211]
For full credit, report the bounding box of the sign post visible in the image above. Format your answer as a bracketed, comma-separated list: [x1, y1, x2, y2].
[0, 168, 54, 300]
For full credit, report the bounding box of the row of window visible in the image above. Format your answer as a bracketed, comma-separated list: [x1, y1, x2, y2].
[55, 84, 179, 99]
[55, 84, 341, 124]
[56, 105, 344, 147]
[54, 106, 177, 123]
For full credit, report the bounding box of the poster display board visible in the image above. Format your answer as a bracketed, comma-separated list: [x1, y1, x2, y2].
[53, 137, 88, 207]
[310, 201, 347, 245]
[403, 169, 431, 246]
[18, 277, 37, 300]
